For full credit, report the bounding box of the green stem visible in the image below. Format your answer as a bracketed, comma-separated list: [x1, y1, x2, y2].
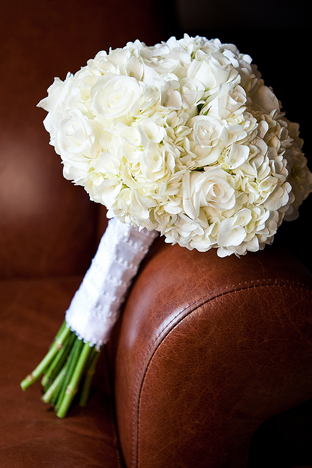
[54, 338, 83, 411]
[20, 325, 71, 391]
[41, 332, 76, 390]
[79, 347, 102, 407]
[53, 320, 67, 341]
[41, 365, 67, 404]
[57, 342, 92, 418]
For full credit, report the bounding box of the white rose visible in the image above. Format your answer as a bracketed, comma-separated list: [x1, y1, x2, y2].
[187, 56, 233, 91]
[140, 142, 167, 182]
[190, 115, 227, 166]
[55, 109, 101, 161]
[38, 73, 73, 113]
[90, 74, 142, 119]
[180, 78, 205, 109]
[207, 84, 247, 120]
[38, 73, 73, 135]
[183, 168, 236, 220]
[251, 85, 280, 114]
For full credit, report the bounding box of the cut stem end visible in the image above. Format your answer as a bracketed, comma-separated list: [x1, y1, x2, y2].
[21, 322, 102, 418]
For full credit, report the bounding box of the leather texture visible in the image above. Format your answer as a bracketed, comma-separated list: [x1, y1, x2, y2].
[114, 240, 312, 468]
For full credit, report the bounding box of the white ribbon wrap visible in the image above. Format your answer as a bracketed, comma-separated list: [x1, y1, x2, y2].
[65, 218, 158, 347]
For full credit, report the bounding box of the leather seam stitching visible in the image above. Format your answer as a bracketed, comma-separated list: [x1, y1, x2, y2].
[134, 279, 312, 467]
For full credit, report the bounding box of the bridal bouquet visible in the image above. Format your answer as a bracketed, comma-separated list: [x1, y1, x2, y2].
[21, 34, 312, 417]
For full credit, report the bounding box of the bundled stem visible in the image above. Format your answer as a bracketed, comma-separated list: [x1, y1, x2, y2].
[20, 322, 102, 418]
[79, 347, 101, 407]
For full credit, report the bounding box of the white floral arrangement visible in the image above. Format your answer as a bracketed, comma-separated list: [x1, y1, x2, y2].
[21, 35, 312, 417]
[39, 34, 311, 257]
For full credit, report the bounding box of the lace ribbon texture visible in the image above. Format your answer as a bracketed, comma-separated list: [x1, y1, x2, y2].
[65, 218, 158, 347]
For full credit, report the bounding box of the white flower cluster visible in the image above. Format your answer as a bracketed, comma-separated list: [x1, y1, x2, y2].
[39, 35, 312, 257]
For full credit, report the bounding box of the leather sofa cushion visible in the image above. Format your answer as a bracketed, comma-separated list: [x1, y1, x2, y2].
[114, 240, 312, 468]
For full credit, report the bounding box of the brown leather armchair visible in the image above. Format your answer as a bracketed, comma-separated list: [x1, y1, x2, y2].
[1, 1, 312, 467]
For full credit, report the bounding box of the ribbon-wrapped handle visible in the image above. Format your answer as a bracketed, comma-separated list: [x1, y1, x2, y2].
[65, 219, 158, 347]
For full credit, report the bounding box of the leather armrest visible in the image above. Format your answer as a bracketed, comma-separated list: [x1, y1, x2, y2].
[113, 239, 312, 468]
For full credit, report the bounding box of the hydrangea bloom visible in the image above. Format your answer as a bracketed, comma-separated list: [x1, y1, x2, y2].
[39, 34, 312, 257]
